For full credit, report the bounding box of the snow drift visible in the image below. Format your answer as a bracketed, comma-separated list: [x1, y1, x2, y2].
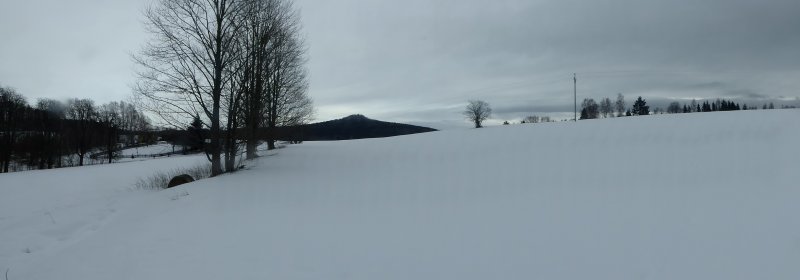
[1, 109, 799, 279]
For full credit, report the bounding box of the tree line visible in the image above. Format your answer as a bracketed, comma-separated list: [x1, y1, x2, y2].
[134, 0, 313, 177]
[578, 94, 779, 120]
[0, 86, 151, 173]
[465, 93, 787, 127]
[579, 94, 650, 119]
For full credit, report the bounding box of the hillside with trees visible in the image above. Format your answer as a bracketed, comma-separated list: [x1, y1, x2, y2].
[1, 86, 151, 172]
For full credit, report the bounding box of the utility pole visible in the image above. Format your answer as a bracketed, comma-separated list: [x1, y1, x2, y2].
[573, 73, 577, 121]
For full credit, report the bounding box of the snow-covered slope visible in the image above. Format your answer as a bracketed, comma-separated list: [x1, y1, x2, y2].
[2, 109, 799, 279]
[119, 142, 178, 157]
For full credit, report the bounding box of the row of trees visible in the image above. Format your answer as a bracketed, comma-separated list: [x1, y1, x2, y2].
[0, 86, 151, 173]
[521, 115, 552, 124]
[579, 95, 780, 120]
[581, 94, 649, 120]
[134, 0, 313, 176]
[665, 99, 774, 114]
[466, 94, 781, 126]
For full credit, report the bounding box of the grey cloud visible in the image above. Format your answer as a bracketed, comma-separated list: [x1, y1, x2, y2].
[1, 0, 799, 124]
[723, 89, 770, 100]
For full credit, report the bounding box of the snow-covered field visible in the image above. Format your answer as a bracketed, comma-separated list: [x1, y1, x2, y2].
[1, 109, 799, 279]
[118, 142, 179, 157]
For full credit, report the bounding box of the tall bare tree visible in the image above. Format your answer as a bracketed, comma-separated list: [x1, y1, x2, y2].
[261, 0, 312, 150]
[580, 98, 599, 119]
[667, 101, 681, 114]
[134, 0, 247, 176]
[615, 93, 626, 117]
[239, 0, 274, 158]
[464, 100, 491, 128]
[600, 97, 613, 118]
[0, 86, 27, 172]
[65, 98, 97, 166]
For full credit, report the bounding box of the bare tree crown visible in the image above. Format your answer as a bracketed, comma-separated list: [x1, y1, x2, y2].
[464, 100, 491, 128]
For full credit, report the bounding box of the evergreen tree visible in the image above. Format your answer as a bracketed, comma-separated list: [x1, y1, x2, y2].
[187, 116, 205, 152]
[632, 96, 649, 115]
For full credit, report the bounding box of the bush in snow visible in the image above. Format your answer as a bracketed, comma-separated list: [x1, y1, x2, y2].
[135, 163, 210, 190]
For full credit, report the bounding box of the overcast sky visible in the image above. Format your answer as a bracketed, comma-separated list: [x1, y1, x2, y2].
[2, 0, 799, 128]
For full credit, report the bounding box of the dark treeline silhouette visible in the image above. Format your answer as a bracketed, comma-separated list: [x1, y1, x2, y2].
[0, 86, 151, 173]
[521, 115, 552, 124]
[574, 94, 780, 121]
[156, 117, 207, 155]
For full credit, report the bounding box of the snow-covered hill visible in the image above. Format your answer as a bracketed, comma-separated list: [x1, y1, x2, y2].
[2, 109, 799, 279]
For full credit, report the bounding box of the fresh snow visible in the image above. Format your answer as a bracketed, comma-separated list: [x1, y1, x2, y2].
[118, 142, 180, 157]
[1, 109, 799, 279]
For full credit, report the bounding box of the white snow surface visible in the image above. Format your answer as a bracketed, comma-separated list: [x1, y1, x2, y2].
[119, 142, 178, 156]
[2, 109, 799, 279]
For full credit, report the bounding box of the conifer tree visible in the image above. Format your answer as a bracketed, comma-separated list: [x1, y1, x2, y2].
[632, 96, 649, 115]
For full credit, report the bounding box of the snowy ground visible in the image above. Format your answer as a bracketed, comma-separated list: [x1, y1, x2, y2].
[118, 142, 180, 157]
[1, 109, 799, 279]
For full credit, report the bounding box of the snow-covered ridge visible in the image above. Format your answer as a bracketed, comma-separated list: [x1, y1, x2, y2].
[1, 109, 799, 279]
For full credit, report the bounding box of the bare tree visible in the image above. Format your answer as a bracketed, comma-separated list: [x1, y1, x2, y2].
[263, 4, 312, 150]
[0, 86, 27, 172]
[464, 100, 491, 128]
[667, 101, 681, 114]
[599, 97, 613, 118]
[232, 0, 312, 156]
[134, 0, 248, 176]
[240, 0, 282, 156]
[615, 93, 626, 117]
[98, 103, 122, 163]
[523, 115, 540, 123]
[65, 98, 98, 166]
[580, 98, 599, 119]
[35, 98, 67, 168]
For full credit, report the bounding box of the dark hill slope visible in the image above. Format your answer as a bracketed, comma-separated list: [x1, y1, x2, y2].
[268, 114, 437, 141]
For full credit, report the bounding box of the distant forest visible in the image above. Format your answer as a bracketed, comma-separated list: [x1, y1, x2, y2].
[519, 93, 791, 123]
[1, 86, 151, 172]
[1, 86, 434, 173]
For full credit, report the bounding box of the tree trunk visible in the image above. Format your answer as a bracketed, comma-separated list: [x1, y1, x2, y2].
[246, 140, 258, 159]
[209, 91, 223, 176]
[224, 140, 236, 173]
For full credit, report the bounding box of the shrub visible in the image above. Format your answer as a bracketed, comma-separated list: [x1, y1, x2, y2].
[135, 163, 211, 190]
